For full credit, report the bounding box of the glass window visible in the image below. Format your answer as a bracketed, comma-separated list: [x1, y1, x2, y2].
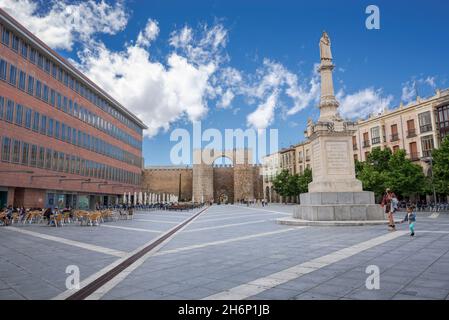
[63, 96, 67, 112]
[58, 152, 64, 172]
[50, 89, 55, 106]
[55, 121, 60, 139]
[40, 115, 47, 135]
[37, 53, 43, 68]
[0, 96, 4, 120]
[52, 150, 58, 171]
[0, 58, 7, 80]
[1, 28, 10, 46]
[15, 104, 23, 126]
[51, 63, 57, 78]
[67, 126, 71, 142]
[9, 64, 17, 86]
[61, 123, 66, 141]
[30, 48, 36, 63]
[21, 142, 29, 165]
[21, 41, 28, 58]
[25, 107, 31, 129]
[58, 67, 62, 81]
[6, 99, 14, 122]
[35, 80, 41, 98]
[44, 58, 50, 73]
[70, 155, 76, 174]
[419, 111, 433, 133]
[27, 75, 34, 95]
[43, 85, 49, 102]
[1, 137, 11, 162]
[30, 145, 37, 167]
[38, 146, 45, 168]
[12, 140, 20, 163]
[11, 34, 19, 51]
[57, 93, 61, 109]
[45, 149, 52, 169]
[18, 70, 26, 90]
[421, 135, 435, 157]
[32, 111, 39, 131]
[64, 154, 70, 173]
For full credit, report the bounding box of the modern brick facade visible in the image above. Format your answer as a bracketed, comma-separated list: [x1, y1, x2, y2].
[0, 9, 147, 209]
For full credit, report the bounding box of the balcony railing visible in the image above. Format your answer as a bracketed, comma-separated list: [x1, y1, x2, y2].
[406, 129, 417, 138]
[298, 157, 304, 163]
[371, 137, 381, 145]
[390, 134, 400, 142]
[422, 150, 433, 158]
[409, 152, 420, 161]
[363, 140, 370, 148]
[305, 156, 311, 161]
[353, 144, 358, 150]
[420, 124, 433, 133]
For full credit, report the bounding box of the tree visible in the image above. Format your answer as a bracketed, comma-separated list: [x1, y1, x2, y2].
[272, 170, 300, 202]
[297, 168, 313, 194]
[432, 136, 449, 195]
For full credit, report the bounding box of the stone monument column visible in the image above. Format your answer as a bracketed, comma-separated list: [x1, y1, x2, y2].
[279, 32, 385, 224]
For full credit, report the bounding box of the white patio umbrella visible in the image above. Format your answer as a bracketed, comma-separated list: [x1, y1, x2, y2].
[128, 192, 131, 205]
[123, 192, 127, 205]
[134, 192, 137, 205]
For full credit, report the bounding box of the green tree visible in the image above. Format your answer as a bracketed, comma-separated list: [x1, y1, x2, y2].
[385, 149, 428, 197]
[297, 168, 313, 194]
[272, 170, 300, 202]
[432, 136, 449, 195]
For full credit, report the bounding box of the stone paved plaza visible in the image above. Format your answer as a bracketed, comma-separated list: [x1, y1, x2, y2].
[1, 204, 449, 300]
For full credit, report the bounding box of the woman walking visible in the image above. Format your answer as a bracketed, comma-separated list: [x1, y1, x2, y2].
[381, 188, 397, 231]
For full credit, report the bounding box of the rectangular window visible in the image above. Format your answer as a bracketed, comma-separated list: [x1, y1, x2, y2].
[6, 99, 14, 122]
[40, 115, 47, 134]
[38, 146, 45, 168]
[50, 89, 55, 106]
[63, 96, 67, 112]
[21, 41, 28, 58]
[45, 149, 52, 169]
[24, 107, 31, 129]
[57, 93, 61, 109]
[1, 28, 10, 46]
[55, 121, 60, 139]
[63, 72, 68, 86]
[61, 123, 66, 141]
[12, 140, 20, 163]
[27, 75, 34, 95]
[67, 126, 71, 142]
[419, 111, 433, 133]
[35, 80, 42, 98]
[52, 150, 58, 171]
[44, 58, 50, 73]
[9, 64, 17, 86]
[0, 58, 7, 80]
[0, 96, 4, 120]
[15, 104, 23, 126]
[30, 48, 36, 63]
[30, 144, 37, 167]
[72, 128, 76, 144]
[70, 155, 76, 174]
[58, 67, 63, 81]
[64, 154, 70, 173]
[18, 70, 26, 90]
[42, 85, 49, 102]
[421, 135, 435, 158]
[37, 53, 43, 69]
[11, 34, 19, 51]
[1, 137, 11, 162]
[52, 63, 57, 78]
[58, 152, 64, 172]
[21, 142, 29, 165]
[32, 111, 39, 131]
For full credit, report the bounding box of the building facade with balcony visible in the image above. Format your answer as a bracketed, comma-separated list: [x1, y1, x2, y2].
[0, 9, 147, 210]
[262, 88, 449, 202]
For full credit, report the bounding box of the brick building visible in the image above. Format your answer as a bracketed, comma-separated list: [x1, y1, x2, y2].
[0, 9, 147, 209]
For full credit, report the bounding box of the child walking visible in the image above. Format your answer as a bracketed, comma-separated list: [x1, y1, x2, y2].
[402, 207, 417, 237]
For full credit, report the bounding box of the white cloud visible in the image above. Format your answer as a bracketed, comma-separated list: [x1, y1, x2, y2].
[245, 60, 320, 130]
[401, 76, 438, 104]
[136, 19, 159, 48]
[401, 81, 416, 104]
[0, 0, 128, 51]
[337, 88, 393, 120]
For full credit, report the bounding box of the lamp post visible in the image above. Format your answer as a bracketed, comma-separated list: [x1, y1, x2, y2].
[429, 157, 437, 204]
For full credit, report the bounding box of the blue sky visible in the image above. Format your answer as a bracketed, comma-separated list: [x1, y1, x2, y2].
[2, 0, 448, 165]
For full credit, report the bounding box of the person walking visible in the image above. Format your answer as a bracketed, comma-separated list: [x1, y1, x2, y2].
[401, 206, 417, 237]
[381, 188, 397, 231]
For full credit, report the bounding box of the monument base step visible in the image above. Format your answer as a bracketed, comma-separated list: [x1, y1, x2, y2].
[277, 217, 402, 227]
[293, 203, 385, 221]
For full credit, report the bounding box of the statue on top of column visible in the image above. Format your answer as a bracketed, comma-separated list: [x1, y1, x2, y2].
[319, 31, 332, 61]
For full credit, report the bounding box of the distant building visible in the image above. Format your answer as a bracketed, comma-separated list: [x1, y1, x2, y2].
[0, 9, 147, 209]
[262, 88, 449, 202]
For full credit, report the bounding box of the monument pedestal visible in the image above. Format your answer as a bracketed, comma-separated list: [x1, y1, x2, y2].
[293, 192, 384, 221]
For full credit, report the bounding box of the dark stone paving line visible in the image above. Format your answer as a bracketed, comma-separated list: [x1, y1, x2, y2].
[66, 206, 210, 300]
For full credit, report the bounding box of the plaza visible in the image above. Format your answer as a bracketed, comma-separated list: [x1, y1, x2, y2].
[1, 204, 448, 300]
